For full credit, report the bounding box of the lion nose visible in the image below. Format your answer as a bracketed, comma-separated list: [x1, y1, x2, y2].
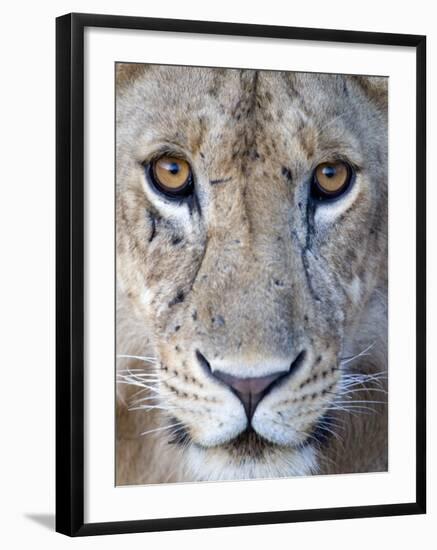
[196, 350, 306, 421]
[212, 370, 287, 420]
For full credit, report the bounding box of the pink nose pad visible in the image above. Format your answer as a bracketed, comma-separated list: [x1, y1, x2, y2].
[213, 370, 288, 420]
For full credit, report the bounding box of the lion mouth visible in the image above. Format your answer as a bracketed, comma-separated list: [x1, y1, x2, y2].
[223, 414, 335, 453]
[166, 419, 278, 452]
[167, 414, 335, 454]
[221, 428, 275, 456]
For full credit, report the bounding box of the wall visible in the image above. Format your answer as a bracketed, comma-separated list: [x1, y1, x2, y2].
[0, 1, 434, 548]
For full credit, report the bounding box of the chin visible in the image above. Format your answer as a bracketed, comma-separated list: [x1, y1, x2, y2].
[182, 431, 319, 482]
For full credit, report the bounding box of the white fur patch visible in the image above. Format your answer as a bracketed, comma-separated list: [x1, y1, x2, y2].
[314, 178, 361, 226]
[183, 441, 318, 481]
[211, 356, 296, 378]
[140, 287, 153, 306]
[348, 276, 362, 304]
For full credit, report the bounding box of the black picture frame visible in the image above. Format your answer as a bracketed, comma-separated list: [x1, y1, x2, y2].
[56, 12, 426, 537]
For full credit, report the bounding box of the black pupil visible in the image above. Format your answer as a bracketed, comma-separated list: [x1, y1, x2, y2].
[168, 162, 180, 175]
[322, 165, 336, 178]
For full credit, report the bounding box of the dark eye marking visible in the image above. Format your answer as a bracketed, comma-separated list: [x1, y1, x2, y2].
[171, 236, 183, 246]
[210, 177, 232, 186]
[148, 216, 157, 242]
[281, 166, 293, 183]
[146, 211, 161, 243]
[168, 290, 185, 308]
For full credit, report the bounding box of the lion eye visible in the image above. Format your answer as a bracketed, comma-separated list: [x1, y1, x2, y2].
[149, 156, 193, 197]
[312, 161, 352, 200]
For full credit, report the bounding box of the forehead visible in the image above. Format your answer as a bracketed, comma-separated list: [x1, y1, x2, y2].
[117, 66, 368, 169]
[118, 65, 355, 128]
[123, 64, 350, 100]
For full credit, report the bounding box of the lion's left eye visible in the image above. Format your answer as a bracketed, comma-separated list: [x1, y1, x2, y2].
[148, 155, 194, 198]
[311, 160, 352, 200]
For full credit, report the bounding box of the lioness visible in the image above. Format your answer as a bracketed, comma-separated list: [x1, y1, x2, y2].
[116, 65, 387, 484]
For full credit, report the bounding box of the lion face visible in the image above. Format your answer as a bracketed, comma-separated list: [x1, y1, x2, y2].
[116, 65, 387, 479]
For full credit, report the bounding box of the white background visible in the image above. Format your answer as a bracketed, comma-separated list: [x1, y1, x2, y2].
[0, 0, 434, 548]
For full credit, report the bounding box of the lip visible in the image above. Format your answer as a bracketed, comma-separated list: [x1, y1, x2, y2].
[190, 425, 297, 452]
[186, 406, 337, 452]
[193, 426, 276, 452]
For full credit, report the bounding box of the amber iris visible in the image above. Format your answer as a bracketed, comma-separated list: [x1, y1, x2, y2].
[152, 156, 192, 194]
[313, 161, 351, 197]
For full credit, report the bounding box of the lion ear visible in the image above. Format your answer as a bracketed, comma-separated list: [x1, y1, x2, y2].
[116, 63, 146, 91]
[352, 76, 388, 111]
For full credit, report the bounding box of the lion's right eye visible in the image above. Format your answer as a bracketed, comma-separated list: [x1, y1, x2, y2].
[311, 160, 353, 201]
[148, 156, 194, 198]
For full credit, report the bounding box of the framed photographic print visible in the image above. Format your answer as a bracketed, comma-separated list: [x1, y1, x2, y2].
[56, 13, 426, 536]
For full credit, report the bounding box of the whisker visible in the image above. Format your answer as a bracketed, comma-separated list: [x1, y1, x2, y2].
[338, 387, 388, 396]
[117, 380, 162, 395]
[315, 449, 337, 468]
[315, 423, 344, 444]
[330, 405, 376, 414]
[339, 372, 387, 391]
[128, 390, 176, 406]
[342, 370, 387, 378]
[117, 378, 160, 387]
[117, 373, 160, 380]
[128, 394, 160, 404]
[298, 429, 324, 448]
[116, 375, 157, 384]
[129, 396, 174, 408]
[116, 375, 170, 387]
[140, 422, 184, 437]
[127, 387, 152, 401]
[341, 371, 387, 381]
[128, 404, 178, 412]
[117, 354, 158, 363]
[334, 399, 386, 405]
[318, 416, 346, 429]
[117, 372, 176, 383]
[340, 342, 376, 366]
[118, 369, 157, 373]
[311, 108, 357, 141]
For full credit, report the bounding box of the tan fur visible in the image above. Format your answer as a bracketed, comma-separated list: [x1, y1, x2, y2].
[115, 64, 388, 484]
